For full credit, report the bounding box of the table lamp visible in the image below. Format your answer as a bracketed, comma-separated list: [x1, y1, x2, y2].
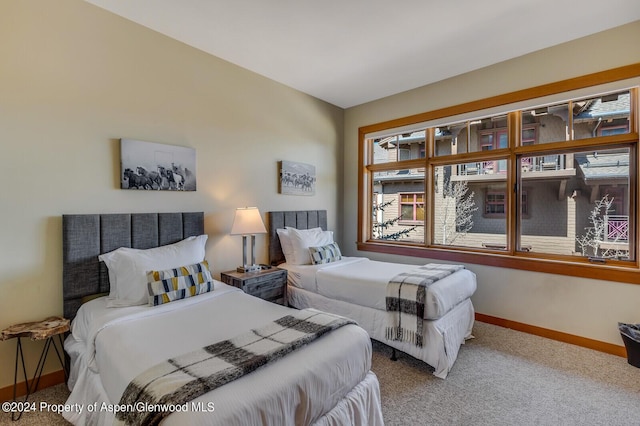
[230, 207, 267, 273]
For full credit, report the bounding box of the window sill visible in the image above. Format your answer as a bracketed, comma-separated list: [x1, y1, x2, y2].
[481, 214, 530, 219]
[482, 213, 505, 218]
[356, 241, 640, 285]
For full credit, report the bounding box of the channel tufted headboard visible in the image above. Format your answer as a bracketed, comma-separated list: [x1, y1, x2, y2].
[62, 212, 204, 320]
[267, 210, 327, 266]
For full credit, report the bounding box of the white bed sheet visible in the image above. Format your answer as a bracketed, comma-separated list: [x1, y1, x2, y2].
[64, 281, 382, 426]
[281, 257, 477, 320]
[288, 284, 474, 379]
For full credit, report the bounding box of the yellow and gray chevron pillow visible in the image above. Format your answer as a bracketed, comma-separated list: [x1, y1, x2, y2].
[147, 261, 213, 306]
[309, 242, 342, 265]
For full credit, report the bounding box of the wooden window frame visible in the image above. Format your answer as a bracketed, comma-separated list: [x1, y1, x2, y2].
[357, 64, 640, 285]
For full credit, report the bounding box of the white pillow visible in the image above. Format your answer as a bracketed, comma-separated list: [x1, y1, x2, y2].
[98, 234, 208, 307]
[276, 227, 322, 264]
[276, 228, 293, 262]
[287, 227, 334, 265]
[99, 249, 125, 300]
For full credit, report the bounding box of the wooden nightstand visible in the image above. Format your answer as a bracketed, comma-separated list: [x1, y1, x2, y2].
[220, 268, 288, 306]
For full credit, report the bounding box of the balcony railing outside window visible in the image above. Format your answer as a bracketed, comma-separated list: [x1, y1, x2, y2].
[521, 155, 565, 172]
[604, 215, 629, 242]
[458, 155, 566, 175]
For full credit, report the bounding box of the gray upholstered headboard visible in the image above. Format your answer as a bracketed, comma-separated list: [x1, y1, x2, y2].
[268, 210, 327, 265]
[62, 212, 204, 320]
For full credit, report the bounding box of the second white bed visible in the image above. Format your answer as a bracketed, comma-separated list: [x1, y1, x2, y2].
[281, 257, 476, 378]
[284, 257, 476, 320]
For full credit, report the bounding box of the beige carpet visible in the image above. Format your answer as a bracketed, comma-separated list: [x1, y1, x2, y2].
[373, 322, 640, 426]
[2, 321, 639, 426]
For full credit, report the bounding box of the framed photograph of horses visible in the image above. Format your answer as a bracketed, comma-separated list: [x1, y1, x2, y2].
[120, 138, 196, 191]
[278, 160, 316, 196]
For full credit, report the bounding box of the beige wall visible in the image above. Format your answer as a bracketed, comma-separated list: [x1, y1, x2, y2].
[344, 21, 640, 347]
[0, 0, 343, 389]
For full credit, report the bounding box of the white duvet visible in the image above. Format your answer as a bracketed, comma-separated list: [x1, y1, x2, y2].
[282, 257, 477, 319]
[64, 281, 380, 426]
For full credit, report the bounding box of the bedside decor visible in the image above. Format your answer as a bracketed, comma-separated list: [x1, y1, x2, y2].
[230, 207, 267, 273]
[120, 138, 197, 191]
[278, 160, 316, 195]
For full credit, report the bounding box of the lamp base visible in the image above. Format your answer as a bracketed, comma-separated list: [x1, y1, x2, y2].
[236, 264, 261, 273]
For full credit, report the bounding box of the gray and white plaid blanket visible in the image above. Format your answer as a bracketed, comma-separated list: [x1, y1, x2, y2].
[114, 309, 355, 426]
[385, 263, 464, 347]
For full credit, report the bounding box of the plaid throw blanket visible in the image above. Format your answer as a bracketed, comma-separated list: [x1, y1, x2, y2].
[114, 309, 355, 426]
[386, 263, 464, 347]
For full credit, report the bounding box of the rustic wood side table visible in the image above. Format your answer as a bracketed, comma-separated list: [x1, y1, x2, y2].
[0, 316, 69, 421]
[220, 268, 288, 306]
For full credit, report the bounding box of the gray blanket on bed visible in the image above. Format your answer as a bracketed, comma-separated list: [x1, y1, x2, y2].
[385, 263, 464, 347]
[114, 309, 355, 426]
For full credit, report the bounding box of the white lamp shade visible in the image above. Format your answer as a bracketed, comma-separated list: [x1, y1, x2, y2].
[230, 207, 267, 235]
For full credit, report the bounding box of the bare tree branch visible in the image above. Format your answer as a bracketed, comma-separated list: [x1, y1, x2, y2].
[576, 194, 628, 259]
[439, 180, 478, 245]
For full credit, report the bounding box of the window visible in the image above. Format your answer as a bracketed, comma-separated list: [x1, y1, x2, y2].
[400, 193, 424, 222]
[521, 102, 571, 145]
[479, 130, 508, 151]
[373, 132, 426, 164]
[485, 190, 528, 218]
[521, 126, 537, 146]
[521, 192, 528, 216]
[371, 167, 425, 244]
[434, 121, 468, 156]
[485, 192, 506, 215]
[573, 92, 630, 140]
[358, 67, 640, 284]
[600, 125, 629, 136]
[433, 164, 506, 249]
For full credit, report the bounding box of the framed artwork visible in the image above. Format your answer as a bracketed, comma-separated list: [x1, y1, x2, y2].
[120, 139, 196, 191]
[279, 160, 316, 195]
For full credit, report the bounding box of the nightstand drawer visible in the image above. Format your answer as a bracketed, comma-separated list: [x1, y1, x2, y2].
[220, 268, 288, 306]
[250, 282, 285, 302]
[243, 276, 284, 294]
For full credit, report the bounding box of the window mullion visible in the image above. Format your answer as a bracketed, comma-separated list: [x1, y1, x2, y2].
[632, 88, 639, 267]
[507, 112, 519, 254]
[426, 129, 434, 246]
[632, 140, 639, 268]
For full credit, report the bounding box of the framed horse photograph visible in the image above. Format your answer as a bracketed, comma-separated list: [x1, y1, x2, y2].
[120, 138, 197, 191]
[278, 160, 316, 196]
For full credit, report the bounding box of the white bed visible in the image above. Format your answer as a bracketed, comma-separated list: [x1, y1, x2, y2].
[62, 212, 383, 426]
[64, 282, 382, 426]
[285, 257, 476, 320]
[268, 210, 476, 379]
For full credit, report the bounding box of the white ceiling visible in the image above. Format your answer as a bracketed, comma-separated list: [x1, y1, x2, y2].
[85, 0, 640, 108]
